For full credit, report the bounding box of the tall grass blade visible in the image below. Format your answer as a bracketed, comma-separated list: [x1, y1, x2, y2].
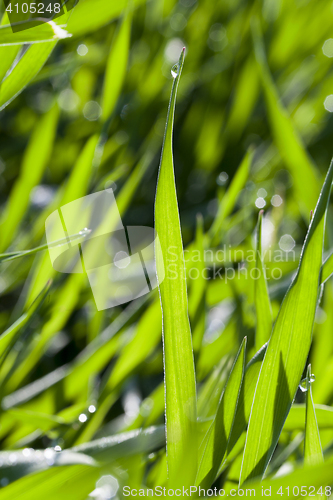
[155, 48, 198, 489]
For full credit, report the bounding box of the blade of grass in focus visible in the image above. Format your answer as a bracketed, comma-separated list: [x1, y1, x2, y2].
[304, 364, 323, 467]
[254, 210, 272, 350]
[240, 160, 333, 484]
[155, 48, 198, 489]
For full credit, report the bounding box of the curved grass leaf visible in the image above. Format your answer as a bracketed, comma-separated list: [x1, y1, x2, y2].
[240, 160, 333, 484]
[304, 364, 323, 467]
[0, 42, 57, 111]
[254, 210, 272, 350]
[155, 48, 198, 489]
[196, 338, 246, 488]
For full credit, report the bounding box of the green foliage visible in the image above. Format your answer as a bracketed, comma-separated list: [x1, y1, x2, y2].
[1, 0, 333, 495]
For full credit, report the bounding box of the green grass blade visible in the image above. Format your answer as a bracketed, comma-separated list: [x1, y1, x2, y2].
[155, 48, 198, 489]
[0, 103, 59, 252]
[304, 364, 323, 467]
[254, 210, 273, 350]
[252, 18, 321, 218]
[196, 338, 246, 488]
[240, 160, 333, 484]
[0, 42, 57, 111]
[101, 5, 132, 121]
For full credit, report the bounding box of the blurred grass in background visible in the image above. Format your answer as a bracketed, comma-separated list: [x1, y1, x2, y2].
[1, 0, 333, 497]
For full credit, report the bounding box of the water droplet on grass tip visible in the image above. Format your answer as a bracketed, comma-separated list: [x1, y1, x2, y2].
[171, 63, 179, 78]
[299, 374, 316, 392]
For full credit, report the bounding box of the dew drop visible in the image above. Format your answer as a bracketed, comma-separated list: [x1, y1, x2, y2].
[79, 413, 88, 423]
[299, 374, 316, 392]
[299, 379, 307, 392]
[171, 63, 179, 78]
[79, 227, 91, 236]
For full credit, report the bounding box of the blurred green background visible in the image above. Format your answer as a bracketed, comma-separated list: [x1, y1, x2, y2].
[1, 0, 333, 496]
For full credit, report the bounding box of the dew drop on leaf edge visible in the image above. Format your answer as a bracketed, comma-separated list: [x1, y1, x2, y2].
[299, 374, 316, 392]
[171, 63, 179, 78]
